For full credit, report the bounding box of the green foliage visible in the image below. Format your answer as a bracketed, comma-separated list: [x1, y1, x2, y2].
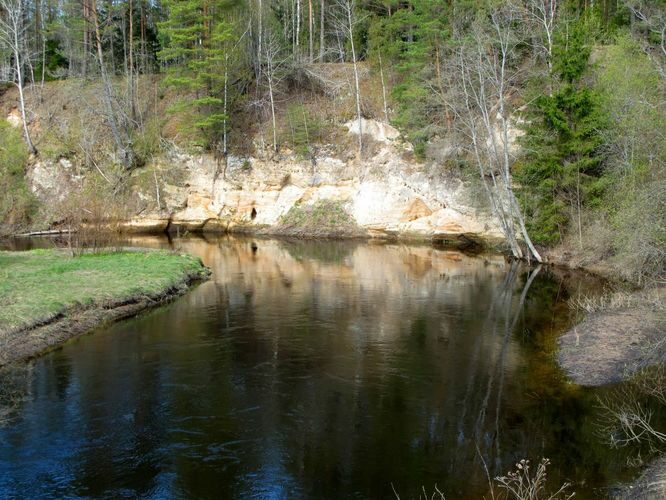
[516, 18, 607, 244]
[158, 0, 239, 148]
[552, 19, 593, 83]
[35, 39, 69, 81]
[0, 121, 36, 233]
[366, 0, 449, 157]
[282, 103, 327, 158]
[594, 36, 666, 282]
[132, 117, 166, 165]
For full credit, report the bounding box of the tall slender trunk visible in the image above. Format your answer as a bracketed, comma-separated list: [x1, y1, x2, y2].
[140, 0, 146, 72]
[14, 45, 36, 154]
[267, 59, 277, 153]
[82, 0, 89, 77]
[378, 51, 388, 122]
[257, 0, 262, 79]
[34, 0, 42, 57]
[319, 0, 325, 61]
[296, 0, 301, 50]
[223, 54, 229, 156]
[308, 0, 313, 62]
[346, 2, 362, 156]
[128, 0, 136, 122]
[435, 44, 451, 132]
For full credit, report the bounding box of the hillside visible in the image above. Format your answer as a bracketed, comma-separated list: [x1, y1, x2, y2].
[0, 0, 663, 284]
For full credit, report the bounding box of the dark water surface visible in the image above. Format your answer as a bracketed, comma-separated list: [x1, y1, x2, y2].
[0, 236, 631, 498]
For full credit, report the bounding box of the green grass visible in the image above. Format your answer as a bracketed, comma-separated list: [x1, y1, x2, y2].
[0, 249, 207, 334]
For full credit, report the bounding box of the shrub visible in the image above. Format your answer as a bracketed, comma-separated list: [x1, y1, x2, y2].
[277, 200, 362, 237]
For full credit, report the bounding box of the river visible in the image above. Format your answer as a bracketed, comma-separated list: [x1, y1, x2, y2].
[0, 235, 634, 498]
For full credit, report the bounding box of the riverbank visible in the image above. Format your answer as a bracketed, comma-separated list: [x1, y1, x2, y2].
[555, 287, 666, 499]
[0, 249, 209, 365]
[557, 287, 666, 387]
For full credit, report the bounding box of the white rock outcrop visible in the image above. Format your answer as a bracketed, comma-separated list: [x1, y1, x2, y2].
[344, 118, 400, 143]
[27, 128, 503, 243]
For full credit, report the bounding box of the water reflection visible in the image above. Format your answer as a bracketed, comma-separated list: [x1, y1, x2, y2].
[0, 236, 624, 498]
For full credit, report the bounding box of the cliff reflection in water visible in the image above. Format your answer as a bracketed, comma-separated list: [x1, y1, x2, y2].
[0, 236, 619, 499]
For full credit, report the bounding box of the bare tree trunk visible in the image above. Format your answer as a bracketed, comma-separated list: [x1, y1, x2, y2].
[308, 0, 313, 62]
[90, 0, 133, 169]
[525, 0, 557, 71]
[257, 0, 262, 80]
[345, 0, 362, 156]
[140, 0, 146, 72]
[267, 57, 277, 153]
[319, 0, 325, 61]
[263, 34, 280, 154]
[15, 52, 36, 154]
[82, 0, 89, 77]
[34, 0, 41, 50]
[128, 0, 136, 121]
[378, 50, 388, 122]
[0, 0, 38, 154]
[454, 7, 542, 262]
[223, 57, 229, 156]
[296, 0, 301, 51]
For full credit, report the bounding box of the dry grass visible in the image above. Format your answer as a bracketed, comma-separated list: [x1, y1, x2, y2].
[274, 199, 364, 238]
[569, 287, 666, 314]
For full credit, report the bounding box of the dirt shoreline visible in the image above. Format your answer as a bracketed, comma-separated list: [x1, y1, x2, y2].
[0, 268, 209, 367]
[557, 308, 666, 386]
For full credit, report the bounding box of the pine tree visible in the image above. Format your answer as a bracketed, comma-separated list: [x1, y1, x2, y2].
[158, 0, 238, 149]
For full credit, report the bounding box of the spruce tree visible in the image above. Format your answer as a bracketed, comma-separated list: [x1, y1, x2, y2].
[515, 16, 608, 244]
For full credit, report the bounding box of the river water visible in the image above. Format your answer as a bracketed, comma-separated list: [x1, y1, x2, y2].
[0, 236, 633, 498]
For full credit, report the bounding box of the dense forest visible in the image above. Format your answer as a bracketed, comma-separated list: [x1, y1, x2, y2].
[0, 0, 664, 283]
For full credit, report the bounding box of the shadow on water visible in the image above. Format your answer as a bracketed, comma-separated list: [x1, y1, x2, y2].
[0, 235, 642, 498]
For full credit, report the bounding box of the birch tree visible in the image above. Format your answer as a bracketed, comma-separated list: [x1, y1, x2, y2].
[454, 5, 543, 262]
[525, 0, 558, 71]
[265, 34, 290, 153]
[0, 0, 37, 154]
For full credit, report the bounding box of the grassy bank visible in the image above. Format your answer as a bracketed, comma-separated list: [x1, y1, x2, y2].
[0, 249, 208, 363]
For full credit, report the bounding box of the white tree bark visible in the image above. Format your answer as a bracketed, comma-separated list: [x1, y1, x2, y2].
[454, 7, 542, 262]
[263, 34, 286, 153]
[525, 0, 558, 70]
[0, 0, 37, 154]
[319, 0, 325, 60]
[378, 50, 389, 122]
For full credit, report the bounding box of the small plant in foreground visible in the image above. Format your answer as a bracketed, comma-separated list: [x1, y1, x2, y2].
[392, 458, 574, 500]
[493, 459, 574, 500]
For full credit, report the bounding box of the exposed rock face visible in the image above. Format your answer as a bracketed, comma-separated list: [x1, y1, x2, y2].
[26, 128, 503, 242]
[28, 158, 82, 204]
[344, 118, 400, 143]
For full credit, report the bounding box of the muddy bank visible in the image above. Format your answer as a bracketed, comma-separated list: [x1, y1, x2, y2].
[558, 308, 666, 386]
[0, 268, 208, 367]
